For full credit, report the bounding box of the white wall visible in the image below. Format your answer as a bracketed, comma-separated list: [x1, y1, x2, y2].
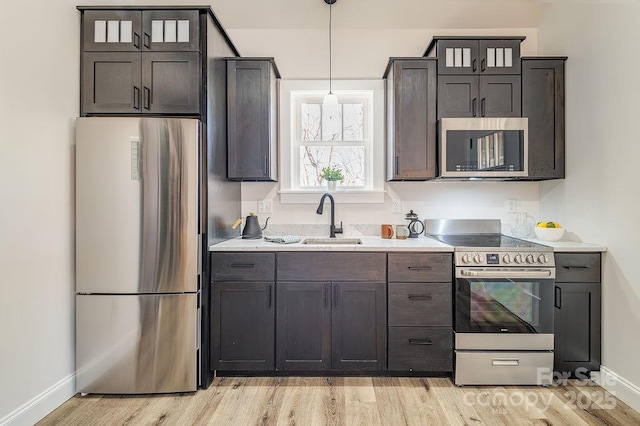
[537, 2, 640, 411]
[0, 1, 79, 424]
[232, 27, 542, 227]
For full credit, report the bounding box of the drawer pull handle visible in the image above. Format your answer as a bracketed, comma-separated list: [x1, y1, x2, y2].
[408, 338, 433, 346]
[563, 266, 589, 269]
[408, 294, 432, 301]
[492, 358, 519, 366]
[230, 263, 254, 268]
[408, 266, 433, 271]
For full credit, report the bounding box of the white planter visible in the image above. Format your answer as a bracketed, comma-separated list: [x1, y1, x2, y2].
[326, 180, 337, 191]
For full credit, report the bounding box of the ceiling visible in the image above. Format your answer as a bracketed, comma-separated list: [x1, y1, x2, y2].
[208, 0, 547, 30]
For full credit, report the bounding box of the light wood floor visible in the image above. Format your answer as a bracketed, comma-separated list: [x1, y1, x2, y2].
[38, 376, 640, 425]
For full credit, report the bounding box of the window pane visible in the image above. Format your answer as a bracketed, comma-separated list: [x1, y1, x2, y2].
[321, 104, 343, 141]
[299, 146, 365, 187]
[301, 103, 321, 141]
[342, 103, 364, 141]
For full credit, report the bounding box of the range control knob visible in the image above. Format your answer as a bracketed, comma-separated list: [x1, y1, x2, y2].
[461, 254, 472, 264]
[537, 254, 549, 264]
[514, 254, 524, 264]
[503, 254, 513, 264]
[526, 254, 535, 264]
[473, 254, 484, 264]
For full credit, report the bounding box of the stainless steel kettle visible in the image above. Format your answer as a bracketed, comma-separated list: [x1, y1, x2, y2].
[233, 213, 270, 239]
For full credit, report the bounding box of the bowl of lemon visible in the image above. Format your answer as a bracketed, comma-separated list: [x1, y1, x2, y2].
[534, 221, 565, 241]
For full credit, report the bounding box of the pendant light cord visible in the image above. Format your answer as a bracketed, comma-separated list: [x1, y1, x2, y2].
[329, 0, 333, 94]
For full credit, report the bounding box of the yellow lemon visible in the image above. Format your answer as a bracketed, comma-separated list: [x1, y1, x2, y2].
[536, 222, 546, 228]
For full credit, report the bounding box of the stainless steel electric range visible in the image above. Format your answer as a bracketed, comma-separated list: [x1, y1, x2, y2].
[426, 219, 555, 386]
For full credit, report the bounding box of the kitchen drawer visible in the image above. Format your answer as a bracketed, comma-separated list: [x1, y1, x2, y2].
[388, 253, 452, 282]
[388, 326, 453, 372]
[388, 283, 452, 326]
[211, 252, 275, 282]
[277, 252, 386, 281]
[555, 253, 601, 283]
[455, 350, 553, 385]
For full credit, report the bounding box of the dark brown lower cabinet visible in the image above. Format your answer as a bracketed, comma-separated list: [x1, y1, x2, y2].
[554, 253, 602, 376]
[388, 327, 453, 372]
[554, 282, 601, 376]
[276, 282, 331, 370]
[276, 281, 386, 371]
[211, 282, 275, 371]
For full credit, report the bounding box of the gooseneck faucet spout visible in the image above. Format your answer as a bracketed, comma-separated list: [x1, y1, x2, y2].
[316, 192, 343, 238]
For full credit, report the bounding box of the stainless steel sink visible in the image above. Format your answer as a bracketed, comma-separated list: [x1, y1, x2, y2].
[301, 238, 363, 245]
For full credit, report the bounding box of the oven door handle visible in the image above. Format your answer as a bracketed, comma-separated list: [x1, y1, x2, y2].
[458, 269, 554, 279]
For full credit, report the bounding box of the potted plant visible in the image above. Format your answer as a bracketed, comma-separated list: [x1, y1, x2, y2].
[319, 166, 344, 191]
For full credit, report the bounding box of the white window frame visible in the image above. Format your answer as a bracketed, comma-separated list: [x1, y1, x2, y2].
[279, 79, 385, 204]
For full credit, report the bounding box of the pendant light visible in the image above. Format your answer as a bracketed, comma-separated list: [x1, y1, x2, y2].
[323, 0, 338, 105]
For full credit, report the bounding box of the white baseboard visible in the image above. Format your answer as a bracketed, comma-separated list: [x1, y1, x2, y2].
[0, 374, 76, 426]
[593, 366, 640, 413]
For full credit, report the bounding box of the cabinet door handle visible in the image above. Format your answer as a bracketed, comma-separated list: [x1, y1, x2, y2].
[408, 338, 433, 346]
[133, 32, 140, 49]
[481, 58, 486, 72]
[395, 156, 400, 176]
[143, 32, 151, 49]
[472, 58, 477, 72]
[408, 294, 432, 301]
[324, 283, 329, 308]
[481, 98, 486, 117]
[472, 98, 477, 117]
[264, 156, 268, 176]
[267, 285, 272, 308]
[555, 286, 562, 309]
[333, 285, 338, 308]
[133, 86, 140, 110]
[408, 266, 432, 271]
[230, 263, 254, 268]
[563, 265, 589, 270]
[143, 87, 150, 110]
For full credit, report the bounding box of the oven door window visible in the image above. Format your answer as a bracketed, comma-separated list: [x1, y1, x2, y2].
[455, 277, 554, 333]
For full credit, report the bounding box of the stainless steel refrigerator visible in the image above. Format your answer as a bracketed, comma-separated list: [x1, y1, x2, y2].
[75, 117, 202, 394]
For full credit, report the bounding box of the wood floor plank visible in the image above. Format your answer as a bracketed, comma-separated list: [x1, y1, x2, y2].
[36, 376, 639, 426]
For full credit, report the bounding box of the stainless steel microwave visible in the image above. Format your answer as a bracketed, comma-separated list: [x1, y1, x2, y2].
[439, 117, 528, 179]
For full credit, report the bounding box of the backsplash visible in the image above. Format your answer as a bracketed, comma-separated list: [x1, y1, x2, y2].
[241, 181, 542, 230]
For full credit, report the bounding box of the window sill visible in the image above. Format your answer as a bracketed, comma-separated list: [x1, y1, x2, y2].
[279, 189, 385, 204]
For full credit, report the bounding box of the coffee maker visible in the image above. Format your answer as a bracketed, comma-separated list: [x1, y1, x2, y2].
[405, 210, 424, 238]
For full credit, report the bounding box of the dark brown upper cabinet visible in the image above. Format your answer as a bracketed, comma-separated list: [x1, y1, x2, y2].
[426, 38, 523, 76]
[522, 57, 567, 180]
[426, 37, 523, 120]
[82, 10, 200, 52]
[384, 58, 438, 181]
[437, 74, 521, 118]
[79, 8, 208, 115]
[226, 58, 280, 181]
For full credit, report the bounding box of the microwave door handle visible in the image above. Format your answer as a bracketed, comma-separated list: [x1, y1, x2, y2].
[459, 269, 553, 279]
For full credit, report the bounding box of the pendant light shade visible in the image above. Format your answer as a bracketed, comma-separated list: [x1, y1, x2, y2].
[323, 0, 338, 105]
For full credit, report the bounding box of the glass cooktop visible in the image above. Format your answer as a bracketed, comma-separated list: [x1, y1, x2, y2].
[428, 233, 545, 249]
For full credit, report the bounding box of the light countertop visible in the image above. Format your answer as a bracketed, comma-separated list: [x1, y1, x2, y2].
[209, 235, 454, 252]
[520, 238, 607, 253]
[210, 235, 606, 253]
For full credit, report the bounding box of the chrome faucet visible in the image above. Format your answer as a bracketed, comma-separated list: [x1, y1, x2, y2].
[316, 192, 343, 238]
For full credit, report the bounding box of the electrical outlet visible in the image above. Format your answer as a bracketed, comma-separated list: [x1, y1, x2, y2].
[258, 199, 273, 214]
[505, 199, 517, 213]
[392, 199, 402, 214]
